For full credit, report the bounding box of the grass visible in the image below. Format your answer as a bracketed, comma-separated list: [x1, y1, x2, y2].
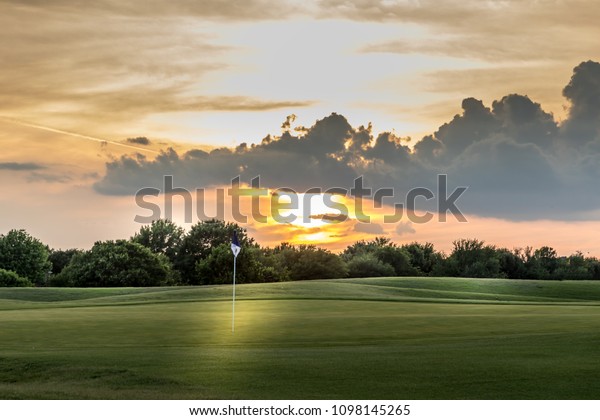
[1, 277, 600, 399]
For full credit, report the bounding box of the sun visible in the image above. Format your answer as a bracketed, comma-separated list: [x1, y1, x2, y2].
[284, 193, 349, 228]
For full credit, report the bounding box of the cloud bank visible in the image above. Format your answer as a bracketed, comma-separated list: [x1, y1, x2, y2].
[95, 61, 600, 222]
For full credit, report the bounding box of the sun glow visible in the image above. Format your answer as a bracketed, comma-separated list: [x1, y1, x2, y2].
[298, 231, 330, 242]
[286, 193, 349, 228]
[237, 191, 362, 248]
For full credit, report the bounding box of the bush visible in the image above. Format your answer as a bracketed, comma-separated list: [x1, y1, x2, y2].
[0, 229, 51, 285]
[342, 237, 417, 277]
[373, 245, 417, 276]
[59, 240, 173, 287]
[131, 219, 184, 264]
[195, 243, 269, 285]
[175, 219, 253, 283]
[268, 243, 348, 280]
[401, 242, 442, 275]
[0, 268, 33, 287]
[445, 239, 501, 278]
[347, 254, 396, 278]
[49, 249, 82, 275]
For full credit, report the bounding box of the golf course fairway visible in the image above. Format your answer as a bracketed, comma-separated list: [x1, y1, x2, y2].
[1, 277, 600, 399]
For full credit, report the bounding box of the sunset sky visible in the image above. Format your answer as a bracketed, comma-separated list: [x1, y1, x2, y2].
[2, 0, 600, 255]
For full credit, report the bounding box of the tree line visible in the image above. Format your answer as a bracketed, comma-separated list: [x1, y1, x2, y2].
[1, 219, 600, 287]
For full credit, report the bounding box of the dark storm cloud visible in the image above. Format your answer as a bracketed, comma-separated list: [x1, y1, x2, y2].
[95, 113, 358, 195]
[561, 60, 600, 144]
[491, 94, 558, 147]
[446, 137, 561, 219]
[95, 61, 600, 221]
[427, 97, 498, 162]
[364, 132, 412, 164]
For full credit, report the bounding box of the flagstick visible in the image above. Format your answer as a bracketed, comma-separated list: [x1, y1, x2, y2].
[231, 231, 240, 333]
[232, 255, 237, 333]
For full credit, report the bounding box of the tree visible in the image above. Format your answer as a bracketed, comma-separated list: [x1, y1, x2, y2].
[0, 229, 51, 285]
[0, 268, 33, 287]
[347, 253, 395, 278]
[175, 219, 253, 283]
[445, 238, 501, 278]
[342, 237, 416, 277]
[260, 246, 293, 282]
[269, 243, 348, 280]
[522, 246, 559, 279]
[57, 240, 173, 287]
[554, 252, 589, 280]
[586, 257, 600, 280]
[401, 242, 442, 275]
[49, 249, 82, 275]
[535, 246, 559, 277]
[291, 245, 348, 280]
[195, 243, 270, 284]
[372, 245, 416, 276]
[496, 248, 526, 279]
[341, 237, 392, 261]
[131, 219, 184, 263]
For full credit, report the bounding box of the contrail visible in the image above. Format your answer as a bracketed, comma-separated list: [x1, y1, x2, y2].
[0, 116, 159, 154]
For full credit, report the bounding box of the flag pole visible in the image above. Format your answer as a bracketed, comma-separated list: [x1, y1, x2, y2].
[230, 230, 241, 334]
[232, 254, 236, 333]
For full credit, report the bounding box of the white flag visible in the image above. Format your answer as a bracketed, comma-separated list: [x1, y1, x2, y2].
[231, 231, 241, 257]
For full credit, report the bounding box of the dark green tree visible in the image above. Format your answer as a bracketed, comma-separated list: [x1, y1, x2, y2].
[401, 242, 442, 275]
[347, 253, 395, 278]
[0, 229, 51, 285]
[522, 246, 559, 279]
[49, 249, 82, 275]
[175, 219, 253, 283]
[291, 245, 348, 280]
[0, 268, 33, 287]
[586, 257, 600, 280]
[342, 237, 416, 277]
[373, 245, 416, 276]
[554, 252, 589, 280]
[195, 243, 273, 284]
[341, 237, 391, 261]
[131, 219, 184, 263]
[496, 248, 526, 279]
[57, 240, 173, 287]
[535, 246, 559, 277]
[445, 238, 501, 278]
[269, 243, 348, 280]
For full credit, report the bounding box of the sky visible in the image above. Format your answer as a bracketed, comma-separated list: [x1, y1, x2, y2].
[2, 0, 600, 255]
